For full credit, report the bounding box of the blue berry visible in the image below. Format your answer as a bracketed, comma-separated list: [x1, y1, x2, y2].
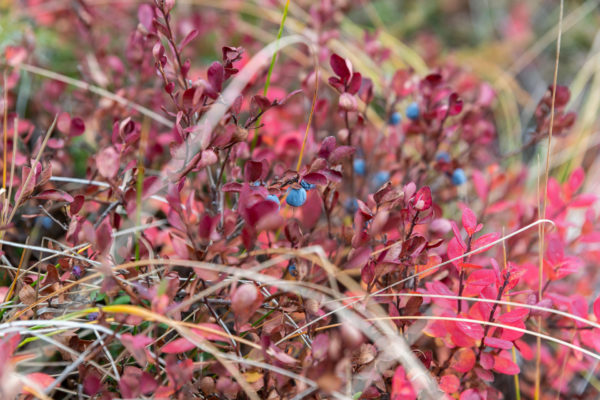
[266, 194, 280, 209]
[452, 168, 467, 186]
[300, 180, 315, 190]
[285, 187, 307, 207]
[251, 181, 261, 187]
[373, 171, 390, 188]
[436, 152, 451, 163]
[406, 101, 420, 121]
[389, 111, 402, 126]
[344, 198, 359, 213]
[72, 265, 82, 278]
[287, 263, 298, 277]
[39, 216, 53, 229]
[353, 158, 366, 176]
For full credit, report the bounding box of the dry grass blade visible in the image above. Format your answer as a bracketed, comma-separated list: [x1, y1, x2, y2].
[7, 63, 173, 128]
[536, 1, 564, 398]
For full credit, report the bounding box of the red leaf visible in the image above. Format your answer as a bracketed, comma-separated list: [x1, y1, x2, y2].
[207, 61, 224, 93]
[466, 269, 496, 286]
[498, 308, 529, 323]
[69, 117, 85, 137]
[192, 323, 227, 341]
[570, 194, 597, 207]
[472, 170, 488, 202]
[594, 296, 600, 321]
[568, 167, 585, 193]
[83, 373, 102, 396]
[231, 284, 263, 326]
[391, 366, 416, 400]
[484, 337, 513, 349]
[440, 374, 460, 394]
[456, 319, 484, 340]
[451, 348, 475, 373]
[120, 334, 152, 366]
[95, 218, 113, 255]
[492, 354, 520, 375]
[413, 186, 432, 211]
[347, 72, 362, 94]
[344, 246, 372, 270]
[161, 338, 196, 354]
[33, 189, 74, 203]
[462, 207, 477, 236]
[57, 112, 71, 133]
[329, 146, 355, 164]
[179, 29, 198, 50]
[302, 172, 327, 185]
[244, 160, 263, 182]
[472, 232, 500, 254]
[460, 389, 483, 400]
[137, 4, 154, 31]
[330, 53, 351, 81]
[96, 146, 120, 179]
[26, 372, 55, 390]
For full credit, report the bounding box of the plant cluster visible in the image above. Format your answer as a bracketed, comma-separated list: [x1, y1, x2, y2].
[0, 1, 599, 400]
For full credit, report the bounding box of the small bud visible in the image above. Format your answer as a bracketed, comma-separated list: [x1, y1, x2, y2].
[338, 93, 358, 112]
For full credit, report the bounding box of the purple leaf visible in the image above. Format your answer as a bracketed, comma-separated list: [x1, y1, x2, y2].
[179, 29, 198, 50]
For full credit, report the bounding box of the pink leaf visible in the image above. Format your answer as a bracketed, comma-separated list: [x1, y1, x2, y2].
[83, 373, 102, 396]
[594, 296, 600, 321]
[95, 218, 113, 255]
[96, 147, 120, 179]
[231, 284, 263, 326]
[456, 319, 484, 340]
[329, 146, 355, 164]
[466, 269, 496, 286]
[121, 334, 152, 366]
[472, 232, 500, 254]
[472, 170, 488, 202]
[57, 112, 71, 133]
[484, 337, 513, 349]
[179, 29, 198, 50]
[462, 207, 478, 236]
[451, 348, 475, 373]
[25, 372, 55, 390]
[492, 354, 520, 375]
[161, 338, 196, 354]
[440, 374, 460, 394]
[302, 172, 327, 185]
[207, 61, 224, 93]
[568, 167, 585, 193]
[33, 189, 74, 203]
[391, 366, 416, 400]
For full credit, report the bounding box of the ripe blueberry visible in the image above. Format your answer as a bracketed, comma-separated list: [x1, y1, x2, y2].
[286, 187, 307, 207]
[353, 158, 366, 176]
[266, 194, 280, 209]
[406, 101, 420, 120]
[389, 111, 402, 126]
[452, 168, 467, 186]
[345, 198, 359, 213]
[373, 171, 390, 188]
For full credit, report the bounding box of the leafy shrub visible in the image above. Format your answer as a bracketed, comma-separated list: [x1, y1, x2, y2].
[0, 1, 599, 399]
